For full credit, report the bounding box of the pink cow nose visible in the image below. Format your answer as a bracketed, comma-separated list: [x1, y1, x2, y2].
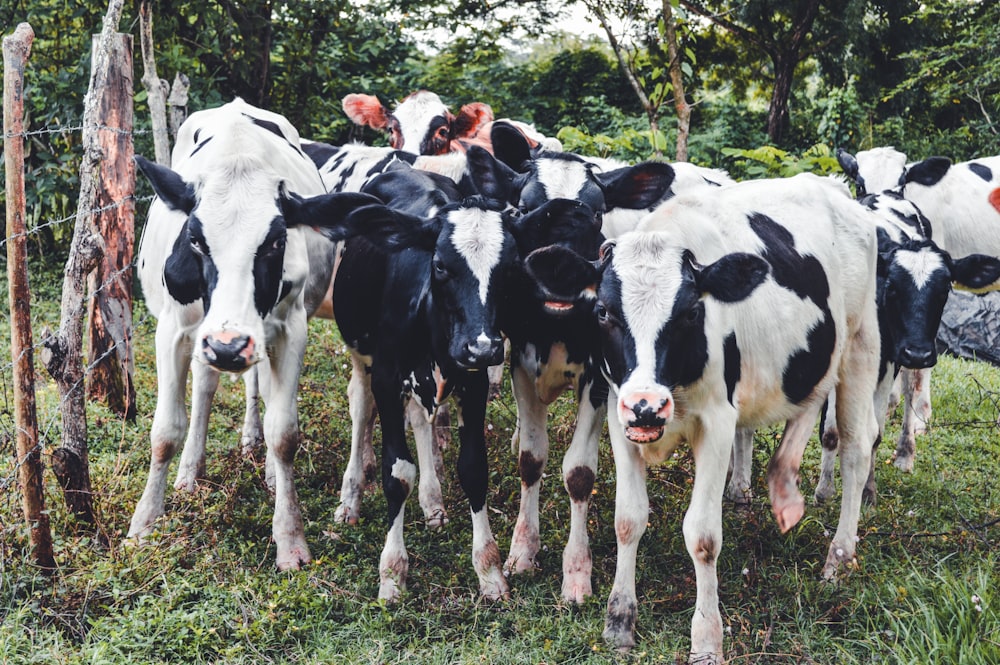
[619, 390, 673, 443]
[202, 330, 256, 372]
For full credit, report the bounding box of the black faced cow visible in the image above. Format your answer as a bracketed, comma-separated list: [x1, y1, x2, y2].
[838, 147, 1000, 471]
[538, 174, 883, 660]
[130, 98, 378, 570]
[333, 193, 559, 601]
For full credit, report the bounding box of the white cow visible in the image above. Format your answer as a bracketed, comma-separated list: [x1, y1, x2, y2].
[130, 98, 375, 569]
[535, 173, 882, 661]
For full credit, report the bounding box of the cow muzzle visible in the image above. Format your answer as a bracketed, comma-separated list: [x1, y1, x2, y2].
[457, 335, 505, 370]
[200, 330, 257, 372]
[896, 345, 937, 370]
[619, 389, 673, 443]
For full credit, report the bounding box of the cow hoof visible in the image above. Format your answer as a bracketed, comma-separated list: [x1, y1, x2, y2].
[378, 579, 404, 603]
[333, 503, 360, 526]
[503, 553, 539, 577]
[821, 543, 857, 581]
[561, 578, 592, 604]
[480, 575, 510, 601]
[725, 486, 752, 505]
[689, 652, 723, 665]
[173, 474, 198, 493]
[424, 508, 449, 529]
[813, 483, 836, 504]
[772, 494, 805, 533]
[892, 454, 914, 473]
[276, 546, 311, 571]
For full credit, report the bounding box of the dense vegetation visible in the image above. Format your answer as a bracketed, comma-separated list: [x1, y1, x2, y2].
[2, 0, 998, 254]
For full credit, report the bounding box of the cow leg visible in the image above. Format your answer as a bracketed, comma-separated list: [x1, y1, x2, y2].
[767, 402, 824, 533]
[405, 396, 448, 528]
[174, 360, 220, 492]
[240, 367, 265, 457]
[602, 405, 648, 652]
[128, 316, 194, 541]
[372, 373, 413, 602]
[505, 362, 548, 576]
[261, 315, 311, 571]
[335, 353, 375, 526]
[894, 367, 930, 472]
[685, 414, 734, 664]
[725, 427, 754, 504]
[815, 395, 839, 504]
[457, 375, 508, 600]
[823, 330, 880, 581]
[561, 380, 603, 603]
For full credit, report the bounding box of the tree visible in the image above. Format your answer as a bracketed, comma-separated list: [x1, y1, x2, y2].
[680, 0, 854, 144]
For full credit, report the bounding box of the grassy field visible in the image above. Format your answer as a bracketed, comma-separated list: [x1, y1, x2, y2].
[1, 258, 998, 664]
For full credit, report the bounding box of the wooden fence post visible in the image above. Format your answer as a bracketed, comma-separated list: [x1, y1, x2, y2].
[139, 0, 170, 165]
[4, 22, 56, 572]
[85, 30, 136, 420]
[40, 0, 127, 534]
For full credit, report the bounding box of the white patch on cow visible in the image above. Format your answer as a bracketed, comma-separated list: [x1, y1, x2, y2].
[856, 147, 908, 193]
[394, 91, 449, 155]
[894, 246, 946, 290]
[536, 158, 589, 201]
[414, 152, 469, 184]
[390, 458, 417, 489]
[448, 208, 504, 303]
[613, 232, 686, 387]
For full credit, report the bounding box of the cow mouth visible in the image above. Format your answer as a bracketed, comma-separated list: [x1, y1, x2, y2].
[543, 299, 576, 315]
[625, 425, 664, 443]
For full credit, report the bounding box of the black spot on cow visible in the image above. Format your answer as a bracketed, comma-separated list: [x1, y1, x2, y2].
[904, 157, 951, 188]
[747, 212, 834, 404]
[188, 135, 213, 158]
[968, 162, 993, 182]
[659, 266, 709, 390]
[723, 333, 740, 404]
[253, 215, 289, 317]
[244, 114, 303, 157]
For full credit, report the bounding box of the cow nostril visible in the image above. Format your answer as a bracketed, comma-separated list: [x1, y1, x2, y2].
[203, 334, 254, 371]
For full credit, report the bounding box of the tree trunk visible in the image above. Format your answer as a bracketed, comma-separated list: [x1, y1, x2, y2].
[767, 50, 795, 143]
[663, 0, 691, 162]
[4, 21, 56, 572]
[86, 32, 136, 421]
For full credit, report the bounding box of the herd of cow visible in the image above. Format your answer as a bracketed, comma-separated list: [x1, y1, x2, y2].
[126, 92, 1000, 663]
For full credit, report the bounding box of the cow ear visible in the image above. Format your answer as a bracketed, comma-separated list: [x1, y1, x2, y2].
[948, 253, 1000, 293]
[595, 162, 675, 210]
[343, 203, 441, 252]
[836, 148, 866, 194]
[491, 121, 533, 171]
[451, 102, 494, 140]
[467, 145, 519, 202]
[163, 222, 204, 305]
[599, 239, 616, 268]
[135, 155, 196, 214]
[524, 245, 600, 301]
[875, 228, 897, 279]
[281, 188, 384, 238]
[695, 252, 769, 303]
[342, 93, 390, 131]
[904, 157, 952, 187]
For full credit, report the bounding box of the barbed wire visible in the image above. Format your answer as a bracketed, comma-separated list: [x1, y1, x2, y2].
[0, 195, 154, 251]
[3, 123, 150, 139]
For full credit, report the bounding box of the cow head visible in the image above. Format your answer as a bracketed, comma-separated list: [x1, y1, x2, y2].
[866, 192, 1000, 369]
[342, 90, 493, 156]
[838, 147, 910, 197]
[136, 155, 378, 373]
[595, 234, 768, 443]
[342, 196, 517, 370]
[467, 124, 676, 221]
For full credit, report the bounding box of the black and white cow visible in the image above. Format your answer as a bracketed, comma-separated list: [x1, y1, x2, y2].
[724, 190, 1000, 506]
[838, 147, 1000, 470]
[342, 89, 562, 156]
[129, 99, 378, 569]
[333, 193, 600, 601]
[537, 174, 883, 660]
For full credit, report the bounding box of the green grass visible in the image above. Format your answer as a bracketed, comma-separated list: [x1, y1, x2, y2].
[1, 269, 998, 664]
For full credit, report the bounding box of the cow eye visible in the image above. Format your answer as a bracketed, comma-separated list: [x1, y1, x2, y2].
[682, 306, 702, 326]
[432, 256, 450, 281]
[190, 235, 209, 256]
[596, 302, 611, 325]
[269, 235, 286, 253]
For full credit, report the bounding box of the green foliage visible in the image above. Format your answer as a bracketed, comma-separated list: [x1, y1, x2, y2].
[720, 143, 842, 179]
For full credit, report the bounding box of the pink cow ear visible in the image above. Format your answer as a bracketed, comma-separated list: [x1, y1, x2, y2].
[451, 102, 494, 140]
[342, 93, 390, 131]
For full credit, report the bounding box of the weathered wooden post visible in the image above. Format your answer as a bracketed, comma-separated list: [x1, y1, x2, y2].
[41, 0, 127, 533]
[139, 0, 170, 165]
[4, 21, 56, 571]
[85, 28, 136, 420]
